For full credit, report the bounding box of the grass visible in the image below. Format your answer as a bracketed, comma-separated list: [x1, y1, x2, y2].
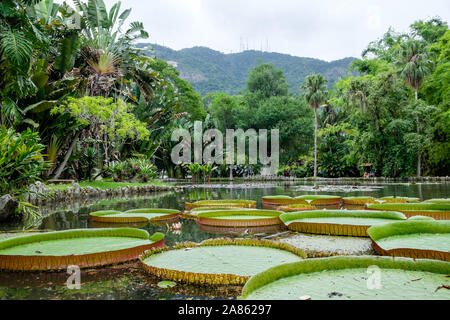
[44, 179, 172, 191]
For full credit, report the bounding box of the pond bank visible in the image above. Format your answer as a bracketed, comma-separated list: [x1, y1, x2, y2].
[25, 181, 183, 205]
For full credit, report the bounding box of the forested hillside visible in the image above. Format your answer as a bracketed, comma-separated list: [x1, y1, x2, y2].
[137, 43, 356, 95]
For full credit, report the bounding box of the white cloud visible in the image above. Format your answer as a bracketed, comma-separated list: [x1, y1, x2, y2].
[58, 0, 449, 61]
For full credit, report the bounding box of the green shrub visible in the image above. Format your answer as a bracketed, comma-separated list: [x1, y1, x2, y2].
[0, 126, 49, 195]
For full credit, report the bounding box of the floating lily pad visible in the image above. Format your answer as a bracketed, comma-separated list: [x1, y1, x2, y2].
[295, 195, 341, 206]
[280, 210, 406, 237]
[425, 199, 450, 204]
[181, 207, 252, 220]
[377, 197, 420, 203]
[185, 200, 256, 210]
[90, 209, 180, 224]
[0, 229, 164, 271]
[368, 219, 450, 261]
[140, 239, 306, 285]
[239, 256, 450, 300]
[262, 195, 341, 209]
[343, 197, 376, 205]
[278, 204, 317, 212]
[366, 203, 450, 220]
[196, 210, 283, 228]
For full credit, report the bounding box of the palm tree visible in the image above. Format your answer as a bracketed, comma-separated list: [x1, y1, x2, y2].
[397, 39, 434, 177]
[301, 74, 328, 178]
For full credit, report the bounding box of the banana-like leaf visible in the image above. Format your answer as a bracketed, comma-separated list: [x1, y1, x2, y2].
[23, 100, 58, 114]
[54, 33, 79, 74]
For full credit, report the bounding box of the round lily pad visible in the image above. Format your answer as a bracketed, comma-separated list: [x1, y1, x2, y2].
[181, 207, 252, 220]
[196, 210, 283, 228]
[366, 203, 450, 220]
[377, 197, 420, 203]
[239, 256, 450, 300]
[0, 229, 165, 271]
[90, 209, 180, 224]
[425, 199, 450, 204]
[295, 195, 342, 206]
[185, 200, 256, 210]
[262, 195, 341, 209]
[140, 239, 306, 285]
[368, 219, 450, 261]
[280, 210, 406, 237]
[278, 204, 317, 212]
[343, 197, 376, 205]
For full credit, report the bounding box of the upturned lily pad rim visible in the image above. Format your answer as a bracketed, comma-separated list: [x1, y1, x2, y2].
[279, 210, 406, 225]
[124, 208, 180, 214]
[185, 200, 257, 209]
[367, 220, 450, 241]
[140, 238, 306, 286]
[379, 197, 420, 203]
[424, 199, 450, 204]
[238, 256, 450, 300]
[197, 210, 282, 219]
[367, 203, 450, 212]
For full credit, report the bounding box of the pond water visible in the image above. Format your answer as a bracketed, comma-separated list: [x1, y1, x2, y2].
[0, 181, 449, 300]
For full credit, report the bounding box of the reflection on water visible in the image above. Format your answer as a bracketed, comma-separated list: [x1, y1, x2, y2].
[0, 182, 449, 300]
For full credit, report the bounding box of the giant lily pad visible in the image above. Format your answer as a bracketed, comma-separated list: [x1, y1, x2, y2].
[377, 197, 420, 203]
[280, 210, 406, 237]
[196, 210, 283, 228]
[368, 219, 450, 261]
[0, 229, 164, 271]
[278, 204, 317, 212]
[239, 256, 450, 300]
[140, 239, 305, 285]
[343, 197, 376, 205]
[366, 203, 450, 220]
[262, 195, 341, 209]
[425, 199, 450, 204]
[185, 200, 256, 210]
[90, 209, 180, 224]
[181, 207, 251, 220]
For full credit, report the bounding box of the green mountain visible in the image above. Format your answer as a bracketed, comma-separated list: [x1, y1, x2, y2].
[137, 43, 357, 96]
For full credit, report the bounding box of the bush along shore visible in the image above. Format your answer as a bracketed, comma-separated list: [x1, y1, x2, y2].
[24, 181, 182, 205]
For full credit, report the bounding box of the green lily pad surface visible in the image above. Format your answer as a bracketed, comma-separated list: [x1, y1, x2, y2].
[142, 245, 302, 276]
[239, 256, 450, 300]
[90, 209, 179, 222]
[280, 210, 406, 227]
[368, 220, 450, 253]
[0, 229, 163, 256]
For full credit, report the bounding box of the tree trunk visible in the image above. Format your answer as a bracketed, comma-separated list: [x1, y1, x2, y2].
[314, 108, 318, 178]
[415, 89, 421, 178]
[53, 131, 81, 180]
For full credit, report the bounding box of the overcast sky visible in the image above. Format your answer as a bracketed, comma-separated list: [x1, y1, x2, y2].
[61, 0, 449, 61]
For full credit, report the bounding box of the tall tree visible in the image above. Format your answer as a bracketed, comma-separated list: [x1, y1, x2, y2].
[397, 39, 434, 177]
[301, 74, 328, 177]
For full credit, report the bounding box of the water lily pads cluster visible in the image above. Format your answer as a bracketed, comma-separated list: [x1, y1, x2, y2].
[278, 204, 317, 212]
[280, 210, 407, 237]
[0, 229, 165, 271]
[140, 238, 306, 285]
[89, 209, 180, 224]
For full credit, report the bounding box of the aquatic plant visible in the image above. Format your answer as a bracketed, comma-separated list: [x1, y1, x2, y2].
[343, 197, 376, 205]
[366, 203, 450, 219]
[278, 204, 317, 212]
[140, 238, 306, 285]
[196, 210, 283, 228]
[368, 219, 450, 261]
[239, 256, 450, 300]
[185, 200, 256, 210]
[0, 229, 164, 271]
[90, 209, 180, 224]
[280, 210, 406, 237]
